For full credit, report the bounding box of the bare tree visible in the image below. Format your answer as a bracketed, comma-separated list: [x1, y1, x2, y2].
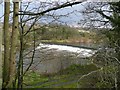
[77, 1, 120, 89]
[2, 1, 10, 88]
[7, 1, 19, 88]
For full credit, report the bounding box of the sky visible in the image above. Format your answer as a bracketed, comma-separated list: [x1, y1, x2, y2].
[0, 0, 112, 27]
[0, 2, 3, 21]
[0, 0, 85, 26]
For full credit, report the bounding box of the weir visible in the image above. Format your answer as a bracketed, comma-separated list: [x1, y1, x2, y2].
[20, 43, 97, 74]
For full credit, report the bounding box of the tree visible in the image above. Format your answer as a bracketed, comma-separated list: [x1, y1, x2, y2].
[79, 1, 120, 88]
[109, 2, 120, 88]
[2, 1, 19, 88]
[91, 2, 120, 88]
[7, 1, 19, 88]
[2, 1, 10, 88]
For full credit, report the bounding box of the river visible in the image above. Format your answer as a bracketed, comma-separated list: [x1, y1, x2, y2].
[21, 43, 97, 74]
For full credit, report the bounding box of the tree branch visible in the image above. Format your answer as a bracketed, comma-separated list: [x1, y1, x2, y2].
[17, 1, 85, 16]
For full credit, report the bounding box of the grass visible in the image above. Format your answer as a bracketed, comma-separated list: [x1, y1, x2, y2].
[58, 64, 98, 75]
[23, 63, 99, 88]
[57, 83, 77, 88]
[23, 72, 49, 86]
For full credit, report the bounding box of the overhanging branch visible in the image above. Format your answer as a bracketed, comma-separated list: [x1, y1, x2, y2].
[96, 10, 113, 21]
[17, 1, 85, 16]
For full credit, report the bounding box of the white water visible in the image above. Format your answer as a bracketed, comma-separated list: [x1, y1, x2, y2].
[36, 43, 96, 57]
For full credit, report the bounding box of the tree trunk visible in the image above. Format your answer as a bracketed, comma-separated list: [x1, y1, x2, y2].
[7, 1, 19, 88]
[2, 1, 10, 88]
[0, 25, 2, 89]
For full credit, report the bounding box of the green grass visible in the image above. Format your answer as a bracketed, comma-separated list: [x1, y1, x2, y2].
[23, 63, 99, 88]
[23, 72, 49, 86]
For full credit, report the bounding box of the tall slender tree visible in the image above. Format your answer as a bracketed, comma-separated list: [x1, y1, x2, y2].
[7, 1, 19, 88]
[2, 1, 10, 88]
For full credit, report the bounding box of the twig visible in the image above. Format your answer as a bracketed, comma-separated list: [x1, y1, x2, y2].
[77, 68, 103, 88]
